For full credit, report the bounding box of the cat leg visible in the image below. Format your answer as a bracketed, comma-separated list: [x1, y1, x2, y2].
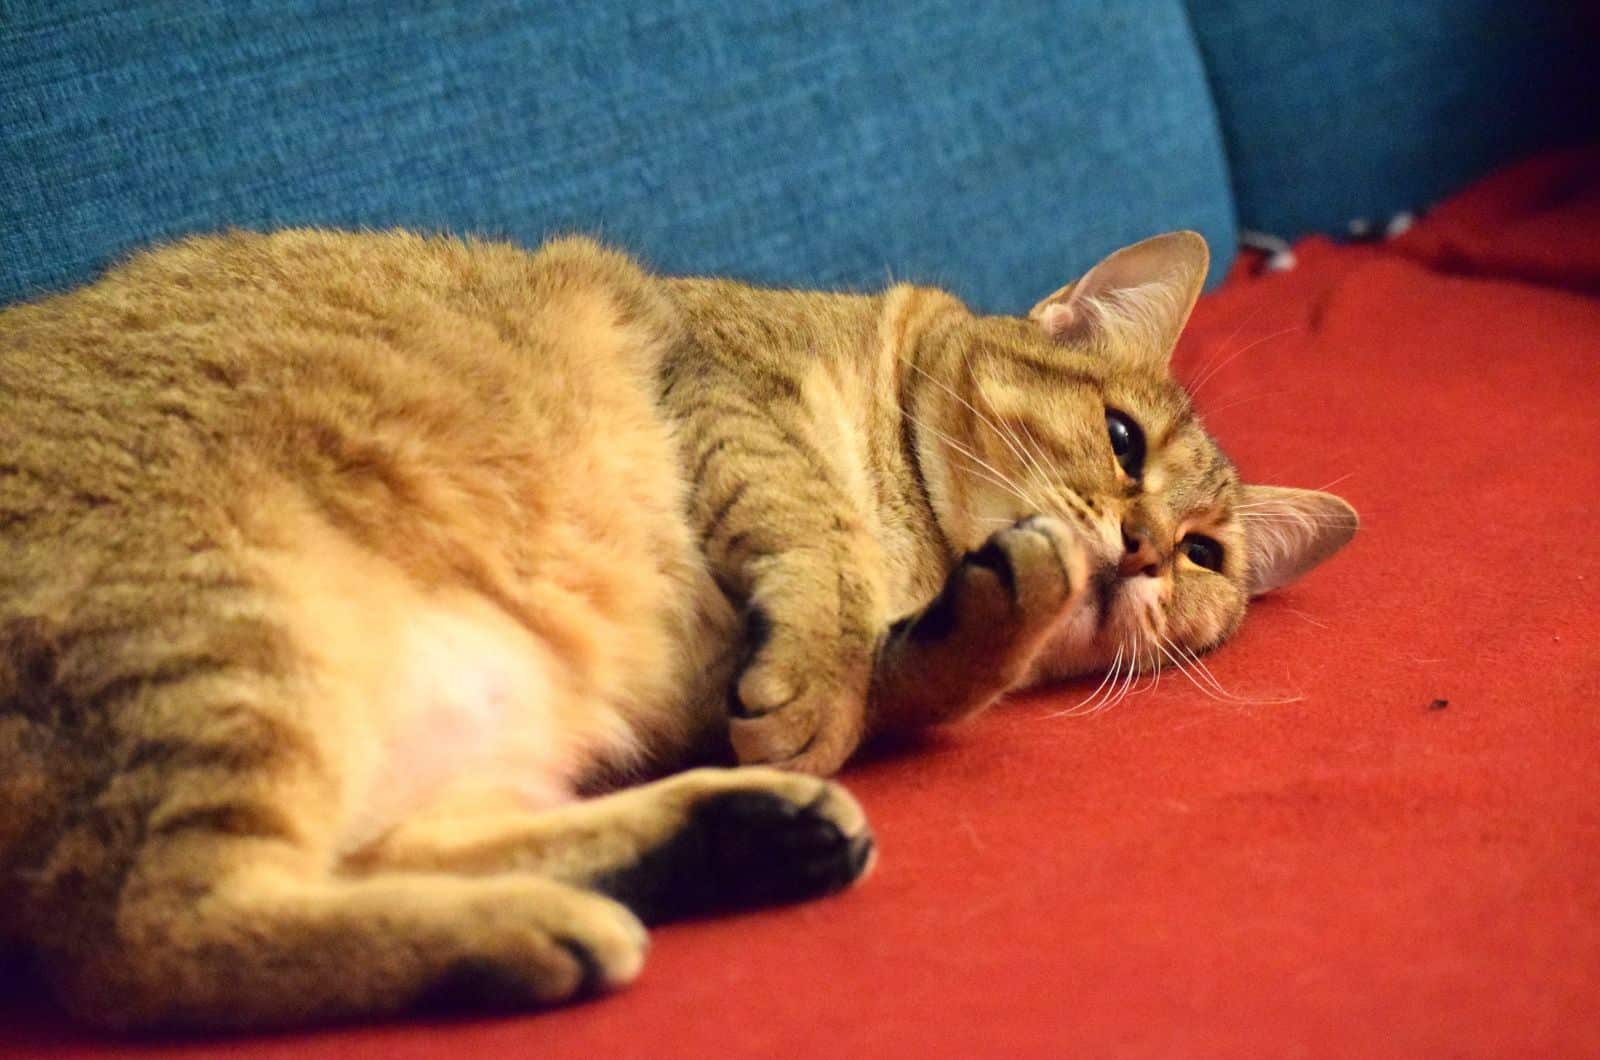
[869, 516, 1089, 732]
[11, 541, 658, 1031]
[348, 766, 875, 926]
[24, 633, 648, 1029]
[41, 828, 648, 1030]
[670, 382, 890, 776]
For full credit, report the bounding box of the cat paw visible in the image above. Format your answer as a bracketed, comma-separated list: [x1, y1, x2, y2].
[414, 886, 648, 1013]
[725, 606, 871, 775]
[595, 768, 875, 924]
[902, 515, 1088, 646]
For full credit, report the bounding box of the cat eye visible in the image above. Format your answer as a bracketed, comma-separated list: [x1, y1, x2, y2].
[1180, 534, 1224, 572]
[1105, 409, 1146, 477]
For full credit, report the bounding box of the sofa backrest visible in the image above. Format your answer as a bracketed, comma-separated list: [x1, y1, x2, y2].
[1187, 0, 1599, 238]
[0, 1, 1236, 313]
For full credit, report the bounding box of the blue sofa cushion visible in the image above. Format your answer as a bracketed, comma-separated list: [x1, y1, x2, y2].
[1187, 0, 1600, 238]
[1, 1, 1235, 313]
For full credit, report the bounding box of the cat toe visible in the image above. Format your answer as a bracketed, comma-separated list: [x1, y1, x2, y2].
[688, 784, 875, 908]
[411, 889, 647, 1014]
[725, 617, 869, 774]
[595, 774, 874, 924]
[981, 516, 1088, 623]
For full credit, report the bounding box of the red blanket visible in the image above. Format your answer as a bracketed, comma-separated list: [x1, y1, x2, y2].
[6, 148, 1598, 1058]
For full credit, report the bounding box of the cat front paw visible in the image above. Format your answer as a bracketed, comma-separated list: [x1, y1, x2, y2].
[866, 515, 1092, 732]
[905, 515, 1089, 646]
[724, 606, 872, 776]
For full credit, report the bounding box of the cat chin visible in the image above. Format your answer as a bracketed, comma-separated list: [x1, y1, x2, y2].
[1029, 581, 1172, 685]
[1025, 602, 1103, 683]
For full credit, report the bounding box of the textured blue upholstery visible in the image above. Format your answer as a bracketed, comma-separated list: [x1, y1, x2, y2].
[0, 1, 1235, 312]
[1187, 0, 1599, 238]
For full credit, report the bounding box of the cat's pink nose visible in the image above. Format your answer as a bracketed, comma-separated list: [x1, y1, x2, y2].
[1119, 528, 1162, 578]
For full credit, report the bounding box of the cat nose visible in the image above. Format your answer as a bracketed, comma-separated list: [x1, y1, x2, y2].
[1119, 526, 1163, 578]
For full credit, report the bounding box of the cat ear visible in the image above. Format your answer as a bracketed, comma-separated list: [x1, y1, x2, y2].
[1236, 485, 1359, 596]
[1029, 231, 1210, 366]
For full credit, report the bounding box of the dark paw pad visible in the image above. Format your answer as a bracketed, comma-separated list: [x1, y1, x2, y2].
[890, 533, 1023, 646]
[597, 789, 873, 925]
[894, 578, 960, 643]
[414, 957, 537, 1014]
[964, 538, 1017, 597]
[697, 790, 873, 906]
[726, 605, 774, 719]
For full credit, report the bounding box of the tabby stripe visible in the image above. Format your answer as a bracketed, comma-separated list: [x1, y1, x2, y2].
[899, 359, 954, 558]
[701, 472, 844, 549]
[741, 360, 803, 402]
[690, 399, 835, 486]
[1008, 414, 1089, 465]
[720, 531, 778, 566]
[690, 436, 793, 485]
[1154, 409, 1196, 449]
[79, 656, 239, 713]
[1203, 450, 1234, 488]
[689, 436, 736, 483]
[148, 801, 298, 842]
[658, 360, 705, 403]
[699, 480, 752, 545]
[125, 737, 285, 775]
[123, 707, 320, 776]
[1004, 352, 1102, 390]
[98, 569, 255, 591]
[58, 607, 269, 656]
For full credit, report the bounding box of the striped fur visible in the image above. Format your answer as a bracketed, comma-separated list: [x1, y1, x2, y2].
[0, 229, 1351, 1029]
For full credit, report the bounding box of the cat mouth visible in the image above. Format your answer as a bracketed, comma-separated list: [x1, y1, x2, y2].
[1089, 563, 1120, 633]
[1085, 566, 1169, 653]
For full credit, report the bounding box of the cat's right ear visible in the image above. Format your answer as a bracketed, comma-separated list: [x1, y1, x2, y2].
[1236, 485, 1359, 596]
[1028, 231, 1209, 368]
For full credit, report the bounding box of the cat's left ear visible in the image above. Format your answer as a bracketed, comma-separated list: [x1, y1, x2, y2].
[1236, 485, 1359, 596]
[1029, 231, 1209, 368]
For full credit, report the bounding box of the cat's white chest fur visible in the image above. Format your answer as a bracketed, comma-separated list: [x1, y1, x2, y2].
[262, 523, 630, 857]
[335, 604, 574, 853]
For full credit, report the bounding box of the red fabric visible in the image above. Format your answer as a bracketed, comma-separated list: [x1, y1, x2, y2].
[5, 149, 1599, 1058]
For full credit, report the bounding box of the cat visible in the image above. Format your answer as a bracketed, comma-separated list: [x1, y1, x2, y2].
[0, 228, 1355, 1030]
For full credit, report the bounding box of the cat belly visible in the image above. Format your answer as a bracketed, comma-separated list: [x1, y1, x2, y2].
[335, 601, 576, 854]
[262, 522, 640, 856]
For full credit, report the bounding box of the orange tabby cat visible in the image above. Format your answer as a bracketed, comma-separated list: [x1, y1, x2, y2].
[0, 229, 1353, 1029]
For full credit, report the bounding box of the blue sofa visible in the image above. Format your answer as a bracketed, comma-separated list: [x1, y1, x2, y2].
[3, 2, 1592, 312]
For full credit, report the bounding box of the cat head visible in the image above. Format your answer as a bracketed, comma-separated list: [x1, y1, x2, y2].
[909, 231, 1356, 679]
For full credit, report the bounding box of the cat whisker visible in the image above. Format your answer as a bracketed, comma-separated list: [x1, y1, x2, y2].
[1097, 634, 1142, 714]
[1124, 612, 1163, 700]
[902, 355, 1050, 503]
[1186, 325, 1301, 399]
[1280, 606, 1330, 630]
[1043, 486, 1099, 532]
[1119, 637, 1146, 705]
[997, 417, 1060, 501]
[1163, 636, 1238, 701]
[1153, 636, 1227, 702]
[1084, 641, 1131, 715]
[1042, 642, 1124, 719]
[901, 410, 1036, 503]
[1163, 635, 1305, 707]
[1229, 504, 1355, 520]
[1195, 388, 1285, 418]
[1183, 302, 1267, 395]
[1141, 607, 1163, 696]
[903, 410, 1047, 513]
